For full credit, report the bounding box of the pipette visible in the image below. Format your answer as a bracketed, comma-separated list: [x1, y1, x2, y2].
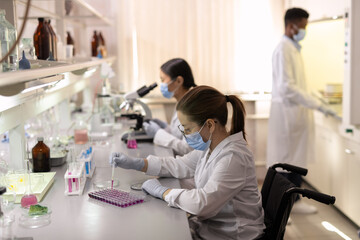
[111, 163, 115, 189]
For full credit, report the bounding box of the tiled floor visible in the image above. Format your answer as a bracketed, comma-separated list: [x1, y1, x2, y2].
[284, 194, 359, 239]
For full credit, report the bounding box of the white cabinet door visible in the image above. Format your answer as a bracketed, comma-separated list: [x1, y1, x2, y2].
[329, 135, 349, 213]
[306, 125, 333, 194]
[344, 138, 360, 226]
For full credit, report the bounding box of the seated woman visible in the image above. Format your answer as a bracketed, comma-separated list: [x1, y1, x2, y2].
[143, 58, 196, 156]
[110, 86, 265, 239]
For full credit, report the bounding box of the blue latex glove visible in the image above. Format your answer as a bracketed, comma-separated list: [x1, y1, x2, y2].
[143, 121, 161, 138]
[142, 179, 169, 199]
[109, 152, 145, 171]
[152, 118, 168, 129]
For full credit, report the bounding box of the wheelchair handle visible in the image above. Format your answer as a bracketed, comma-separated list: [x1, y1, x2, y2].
[271, 163, 308, 176]
[300, 189, 336, 205]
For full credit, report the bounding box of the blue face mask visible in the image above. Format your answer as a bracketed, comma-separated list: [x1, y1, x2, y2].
[293, 26, 306, 42]
[185, 122, 212, 151]
[160, 82, 174, 99]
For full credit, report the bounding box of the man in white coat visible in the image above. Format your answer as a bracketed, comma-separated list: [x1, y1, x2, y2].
[267, 8, 335, 214]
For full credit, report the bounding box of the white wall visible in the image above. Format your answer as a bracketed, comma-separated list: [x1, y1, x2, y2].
[285, 0, 348, 20]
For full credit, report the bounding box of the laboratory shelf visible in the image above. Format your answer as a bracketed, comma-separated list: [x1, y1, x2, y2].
[0, 57, 115, 88]
[16, 0, 113, 26]
[0, 57, 114, 134]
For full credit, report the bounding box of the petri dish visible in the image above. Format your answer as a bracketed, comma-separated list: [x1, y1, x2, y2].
[93, 179, 119, 189]
[19, 205, 52, 229]
[130, 182, 143, 191]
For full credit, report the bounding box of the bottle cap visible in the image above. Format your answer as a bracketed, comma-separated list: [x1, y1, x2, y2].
[37, 137, 44, 141]
[38, 17, 44, 22]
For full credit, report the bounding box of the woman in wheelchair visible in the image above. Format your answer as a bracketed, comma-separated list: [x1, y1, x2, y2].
[110, 86, 265, 239]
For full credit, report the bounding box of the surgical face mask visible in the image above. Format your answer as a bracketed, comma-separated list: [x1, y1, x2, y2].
[293, 28, 306, 42]
[185, 122, 212, 151]
[160, 82, 174, 99]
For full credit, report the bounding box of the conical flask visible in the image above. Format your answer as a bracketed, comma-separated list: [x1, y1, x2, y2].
[20, 160, 38, 208]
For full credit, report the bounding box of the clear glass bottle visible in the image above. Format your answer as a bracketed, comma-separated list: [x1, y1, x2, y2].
[99, 97, 114, 124]
[32, 137, 51, 172]
[0, 10, 19, 59]
[0, 10, 17, 60]
[33, 18, 50, 60]
[0, 9, 10, 71]
[19, 38, 36, 60]
[9, 55, 16, 71]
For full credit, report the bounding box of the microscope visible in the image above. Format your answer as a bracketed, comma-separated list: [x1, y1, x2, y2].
[119, 83, 157, 119]
[119, 83, 158, 143]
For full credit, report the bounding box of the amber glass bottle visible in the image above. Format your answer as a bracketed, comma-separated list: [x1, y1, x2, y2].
[44, 21, 53, 58]
[66, 31, 75, 55]
[33, 18, 50, 60]
[91, 31, 99, 57]
[48, 20, 57, 60]
[32, 137, 51, 172]
[98, 32, 107, 58]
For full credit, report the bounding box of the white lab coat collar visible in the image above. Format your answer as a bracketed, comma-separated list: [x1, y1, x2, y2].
[205, 132, 246, 165]
[283, 35, 302, 51]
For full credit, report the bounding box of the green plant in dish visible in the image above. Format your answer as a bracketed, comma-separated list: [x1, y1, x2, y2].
[28, 204, 48, 216]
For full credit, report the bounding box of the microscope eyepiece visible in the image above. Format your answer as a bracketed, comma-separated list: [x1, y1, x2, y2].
[137, 82, 158, 97]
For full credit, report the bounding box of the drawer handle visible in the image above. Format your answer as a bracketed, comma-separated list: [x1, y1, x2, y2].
[345, 149, 354, 154]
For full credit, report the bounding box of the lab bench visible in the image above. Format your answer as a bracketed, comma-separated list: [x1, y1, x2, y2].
[8, 130, 192, 240]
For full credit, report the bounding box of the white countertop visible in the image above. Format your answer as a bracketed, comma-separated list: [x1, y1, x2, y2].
[7, 126, 192, 240]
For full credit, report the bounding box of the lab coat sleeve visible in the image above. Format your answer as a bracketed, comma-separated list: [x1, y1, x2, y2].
[276, 47, 320, 109]
[146, 150, 201, 178]
[153, 129, 193, 156]
[165, 152, 248, 219]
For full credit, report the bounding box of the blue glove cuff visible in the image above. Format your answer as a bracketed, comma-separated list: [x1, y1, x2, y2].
[133, 158, 145, 171]
[142, 179, 169, 199]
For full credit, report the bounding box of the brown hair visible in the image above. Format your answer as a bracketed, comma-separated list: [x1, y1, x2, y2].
[176, 86, 247, 140]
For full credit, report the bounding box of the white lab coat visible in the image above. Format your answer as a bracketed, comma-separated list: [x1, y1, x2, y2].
[153, 111, 193, 156]
[146, 132, 265, 240]
[267, 36, 320, 168]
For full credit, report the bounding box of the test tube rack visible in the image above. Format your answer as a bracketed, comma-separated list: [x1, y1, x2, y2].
[88, 188, 145, 208]
[64, 162, 86, 196]
[76, 148, 95, 178]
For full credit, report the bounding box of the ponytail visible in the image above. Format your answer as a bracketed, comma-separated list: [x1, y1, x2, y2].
[227, 95, 246, 141]
[177, 86, 247, 141]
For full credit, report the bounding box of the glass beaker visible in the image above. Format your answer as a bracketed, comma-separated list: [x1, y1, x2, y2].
[74, 117, 89, 145]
